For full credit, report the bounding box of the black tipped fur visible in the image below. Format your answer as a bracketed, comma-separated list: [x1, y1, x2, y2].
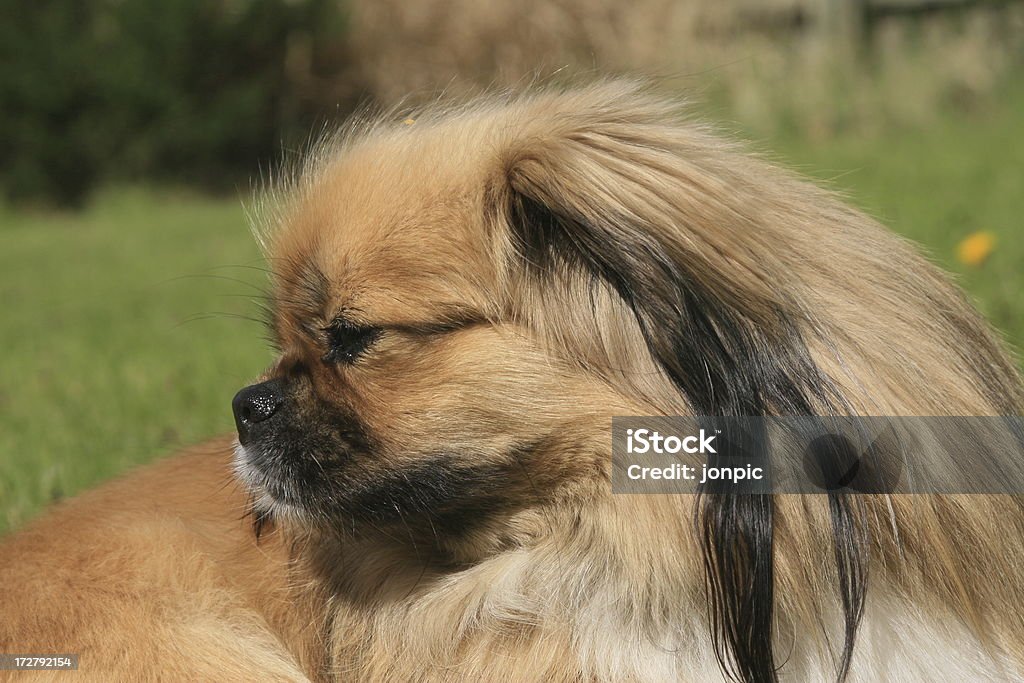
[507, 185, 866, 682]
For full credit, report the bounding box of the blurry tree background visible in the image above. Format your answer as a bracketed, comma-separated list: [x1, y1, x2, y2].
[0, 0, 358, 206]
[2, 0, 1023, 206]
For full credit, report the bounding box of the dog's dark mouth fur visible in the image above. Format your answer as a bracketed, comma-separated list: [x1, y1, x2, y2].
[235, 426, 552, 555]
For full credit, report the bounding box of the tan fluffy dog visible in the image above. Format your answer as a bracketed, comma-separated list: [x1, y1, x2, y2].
[2, 81, 1023, 682]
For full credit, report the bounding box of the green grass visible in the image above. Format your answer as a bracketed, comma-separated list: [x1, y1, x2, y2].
[759, 85, 1024, 358]
[1, 88, 1022, 536]
[0, 188, 271, 533]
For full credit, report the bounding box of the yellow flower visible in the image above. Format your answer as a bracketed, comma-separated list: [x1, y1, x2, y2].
[956, 231, 995, 267]
[403, 118, 416, 126]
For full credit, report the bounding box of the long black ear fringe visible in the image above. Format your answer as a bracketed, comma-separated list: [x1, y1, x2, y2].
[829, 492, 869, 681]
[508, 192, 867, 683]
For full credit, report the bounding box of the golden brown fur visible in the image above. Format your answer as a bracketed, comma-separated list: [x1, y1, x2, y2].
[2, 80, 1023, 682]
[0, 439, 324, 681]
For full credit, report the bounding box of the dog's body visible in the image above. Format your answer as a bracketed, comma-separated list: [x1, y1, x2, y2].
[2, 82, 1023, 682]
[0, 440, 322, 681]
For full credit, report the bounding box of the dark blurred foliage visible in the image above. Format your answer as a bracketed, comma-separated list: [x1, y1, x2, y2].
[0, 0, 358, 207]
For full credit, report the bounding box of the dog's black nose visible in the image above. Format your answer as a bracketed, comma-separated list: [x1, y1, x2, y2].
[232, 380, 283, 445]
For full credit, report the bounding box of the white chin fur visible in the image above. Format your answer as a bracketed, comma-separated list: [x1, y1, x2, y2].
[232, 441, 308, 523]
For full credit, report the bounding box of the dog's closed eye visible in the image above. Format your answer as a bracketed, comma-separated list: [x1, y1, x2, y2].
[322, 320, 383, 365]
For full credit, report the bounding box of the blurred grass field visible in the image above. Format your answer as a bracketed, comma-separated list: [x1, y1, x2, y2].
[0, 190, 272, 533]
[1, 86, 1022, 535]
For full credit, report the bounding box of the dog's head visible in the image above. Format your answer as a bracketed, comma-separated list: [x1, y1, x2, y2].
[233, 83, 836, 529]
[231, 81, 1022, 682]
[230, 109, 642, 544]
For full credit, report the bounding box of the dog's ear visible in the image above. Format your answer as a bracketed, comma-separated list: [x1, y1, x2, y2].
[497, 87, 839, 419]
[495, 85, 865, 683]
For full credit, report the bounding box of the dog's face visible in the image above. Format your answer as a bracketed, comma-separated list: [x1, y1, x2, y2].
[231, 116, 643, 550]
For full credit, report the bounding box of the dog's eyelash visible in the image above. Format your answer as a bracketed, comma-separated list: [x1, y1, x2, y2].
[319, 312, 485, 365]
